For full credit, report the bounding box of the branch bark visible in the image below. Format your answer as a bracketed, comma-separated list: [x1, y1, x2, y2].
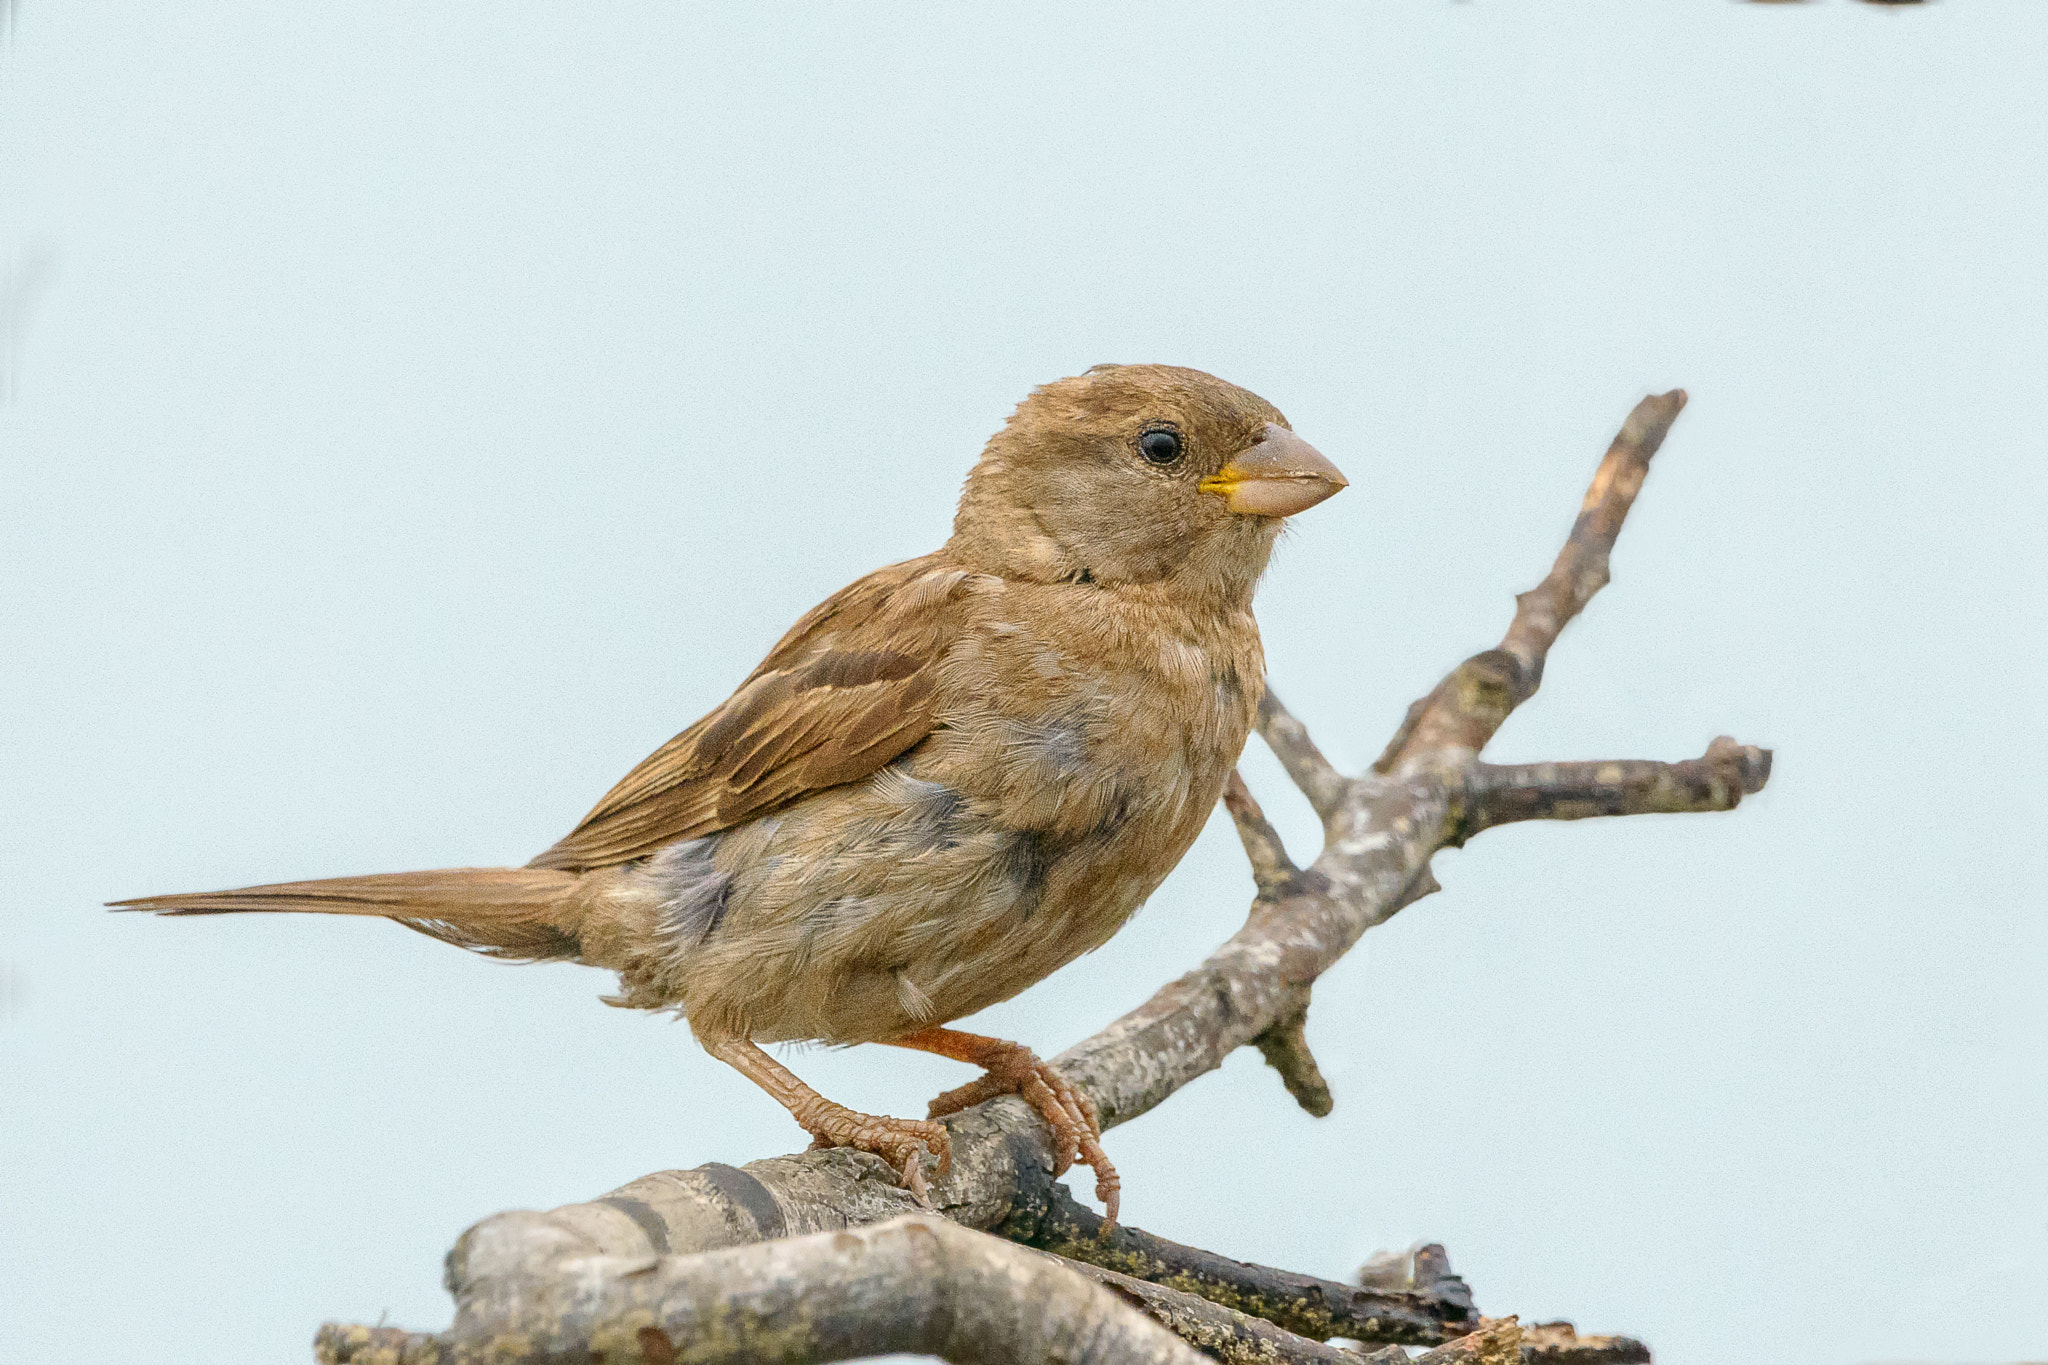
[1455, 736, 1773, 842]
[323, 390, 1763, 1364]
[319, 1215, 1206, 1365]
[1000, 1178, 1473, 1344]
[1080, 1268, 1369, 1365]
[1253, 1005, 1333, 1117]
[1377, 391, 1688, 778]
[1512, 1319, 1653, 1363]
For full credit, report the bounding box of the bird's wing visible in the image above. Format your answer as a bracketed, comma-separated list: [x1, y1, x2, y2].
[528, 557, 965, 871]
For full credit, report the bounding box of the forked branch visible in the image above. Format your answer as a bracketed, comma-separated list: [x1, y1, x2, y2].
[319, 390, 1764, 1365]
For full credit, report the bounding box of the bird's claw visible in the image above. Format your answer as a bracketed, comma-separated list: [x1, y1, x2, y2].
[927, 1050, 1121, 1231]
[802, 1109, 952, 1207]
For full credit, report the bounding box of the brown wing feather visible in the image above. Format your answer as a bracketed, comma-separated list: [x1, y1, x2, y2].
[528, 557, 957, 872]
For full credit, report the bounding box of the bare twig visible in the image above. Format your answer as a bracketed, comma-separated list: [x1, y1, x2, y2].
[1500, 392, 1686, 673]
[1378, 391, 1688, 778]
[1258, 690, 1349, 822]
[1223, 767, 1299, 896]
[1456, 736, 1773, 842]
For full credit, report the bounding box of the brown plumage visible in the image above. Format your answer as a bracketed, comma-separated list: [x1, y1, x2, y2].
[112, 364, 1348, 1223]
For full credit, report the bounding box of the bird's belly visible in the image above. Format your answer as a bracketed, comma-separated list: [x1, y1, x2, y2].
[889, 851, 1163, 1029]
[619, 756, 1221, 1045]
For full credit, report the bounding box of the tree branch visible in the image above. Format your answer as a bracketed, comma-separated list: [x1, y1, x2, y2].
[323, 390, 1763, 1364]
[1455, 735, 1773, 842]
[1411, 1319, 1528, 1365]
[1075, 1270, 1651, 1365]
[1253, 1005, 1334, 1117]
[1378, 390, 1688, 778]
[1512, 1319, 1653, 1363]
[318, 1215, 1206, 1365]
[1223, 767, 1300, 897]
[1002, 1178, 1474, 1344]
[1257, 690, 1349, 823]
[1079, 1267, 1366, 1365]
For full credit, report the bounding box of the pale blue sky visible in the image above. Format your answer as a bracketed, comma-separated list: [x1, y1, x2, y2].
[2, 4, 2044, 1363]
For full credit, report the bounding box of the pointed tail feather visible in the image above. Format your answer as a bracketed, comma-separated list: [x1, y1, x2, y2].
[110, 867, 585, 962]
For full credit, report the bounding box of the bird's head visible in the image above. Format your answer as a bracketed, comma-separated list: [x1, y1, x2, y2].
[948, 364, 1347, 604]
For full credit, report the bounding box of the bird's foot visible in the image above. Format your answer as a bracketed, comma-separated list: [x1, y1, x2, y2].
[927, 1046, 1120, 1230]
[798, 1104, 953, 1208]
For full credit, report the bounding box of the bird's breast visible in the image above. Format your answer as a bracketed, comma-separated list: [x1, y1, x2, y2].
[927, 596, 1259, 854]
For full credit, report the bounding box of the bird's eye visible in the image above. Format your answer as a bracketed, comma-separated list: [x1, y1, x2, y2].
[1137, 429, 1182, 465]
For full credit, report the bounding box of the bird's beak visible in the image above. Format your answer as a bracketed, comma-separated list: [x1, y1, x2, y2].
[1199, 424, 1349, 518]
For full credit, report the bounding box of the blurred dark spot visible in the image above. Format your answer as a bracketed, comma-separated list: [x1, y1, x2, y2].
[636, 1325, 677, 1365]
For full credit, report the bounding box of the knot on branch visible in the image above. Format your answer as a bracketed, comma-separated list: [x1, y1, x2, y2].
[1703, 734, 1773, 795]
[1253, 1005, 1334, 1117]
[1357, 1243, 1478, 1319]
[1375, 650, 1536, 776]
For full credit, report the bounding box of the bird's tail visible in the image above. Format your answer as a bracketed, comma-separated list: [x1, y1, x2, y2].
[109, 867, 586, 962]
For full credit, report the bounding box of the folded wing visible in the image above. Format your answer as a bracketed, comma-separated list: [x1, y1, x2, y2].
[528, 557, 960, 872]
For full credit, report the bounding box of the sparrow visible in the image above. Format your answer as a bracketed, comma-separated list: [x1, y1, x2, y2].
[113, 364, 1348, 1224]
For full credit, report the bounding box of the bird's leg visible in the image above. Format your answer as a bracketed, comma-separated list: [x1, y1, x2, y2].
[886, 1026, 1120, 1228]
[701, 1036, 952, 1208]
